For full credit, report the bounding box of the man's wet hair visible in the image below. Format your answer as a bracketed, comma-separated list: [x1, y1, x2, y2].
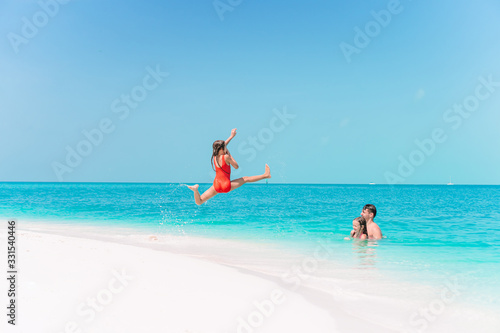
[363, 204, 377, 218]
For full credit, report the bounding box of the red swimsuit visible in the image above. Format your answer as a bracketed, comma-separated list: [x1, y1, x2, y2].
[213, 155, 231, 193]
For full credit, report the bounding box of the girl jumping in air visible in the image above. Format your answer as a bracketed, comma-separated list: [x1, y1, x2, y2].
[187, 128, 271, 205]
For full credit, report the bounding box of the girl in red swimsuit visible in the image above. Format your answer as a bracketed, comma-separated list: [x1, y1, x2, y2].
[188, 128, 271, 205]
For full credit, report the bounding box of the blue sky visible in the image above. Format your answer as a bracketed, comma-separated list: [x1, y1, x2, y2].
[1, 0, 499, 184]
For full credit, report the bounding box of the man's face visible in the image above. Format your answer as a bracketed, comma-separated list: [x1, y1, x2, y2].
[361, 209, 372, 220]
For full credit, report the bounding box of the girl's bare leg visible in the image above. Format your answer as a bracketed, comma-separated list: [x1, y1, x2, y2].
[200, 186, 218, 204]
[230, 164, 271, 191]
[187, 185, 218, 205]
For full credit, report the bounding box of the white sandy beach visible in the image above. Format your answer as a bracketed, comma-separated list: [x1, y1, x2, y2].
[1, 223, 500, 333]
[1, 228, 342, 333]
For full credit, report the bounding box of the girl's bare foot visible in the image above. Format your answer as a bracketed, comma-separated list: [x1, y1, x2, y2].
[187, 184, 199, 191]
[264, 164, 271, 179]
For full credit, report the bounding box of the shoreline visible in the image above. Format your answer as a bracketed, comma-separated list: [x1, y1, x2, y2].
[2, 220, 499, 332]
[1, 226, 348, 333]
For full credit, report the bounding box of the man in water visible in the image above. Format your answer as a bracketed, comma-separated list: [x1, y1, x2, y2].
[361, 204, 382, 240]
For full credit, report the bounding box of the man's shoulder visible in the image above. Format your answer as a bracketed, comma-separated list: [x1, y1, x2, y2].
[367, 221, 380, 229]
[367, 221, 382, 236]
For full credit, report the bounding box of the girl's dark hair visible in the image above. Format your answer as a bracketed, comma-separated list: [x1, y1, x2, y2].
[211, 140, 226, 172]
[353, 216, 368, 238]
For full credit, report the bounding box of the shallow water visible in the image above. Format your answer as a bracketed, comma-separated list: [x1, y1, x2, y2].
[1, 182, 500, 323]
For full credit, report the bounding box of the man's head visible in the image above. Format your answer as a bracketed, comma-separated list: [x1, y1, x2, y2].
[361, 204, 377, 221]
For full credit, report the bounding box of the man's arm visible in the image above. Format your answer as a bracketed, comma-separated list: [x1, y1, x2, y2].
[225, 128, 237, 146]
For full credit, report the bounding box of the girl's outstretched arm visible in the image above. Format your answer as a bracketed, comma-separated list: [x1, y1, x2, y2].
[225, 128, 237, 146]
[225, 151, 239, 169]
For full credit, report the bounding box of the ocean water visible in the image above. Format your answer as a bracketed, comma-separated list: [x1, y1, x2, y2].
[1, 182, 500, 329]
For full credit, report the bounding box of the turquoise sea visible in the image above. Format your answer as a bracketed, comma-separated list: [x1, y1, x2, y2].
[1, 182, 500, 331]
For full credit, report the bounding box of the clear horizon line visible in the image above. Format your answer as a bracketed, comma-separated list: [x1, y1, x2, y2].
[1, 181, 499, 186]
